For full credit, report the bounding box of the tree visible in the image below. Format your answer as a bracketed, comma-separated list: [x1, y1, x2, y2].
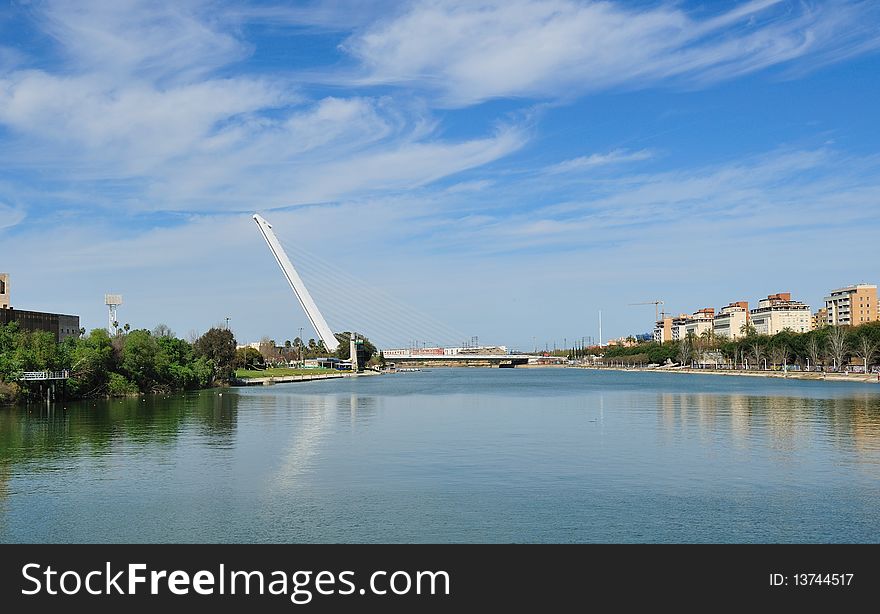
[235, 347, 264, 370]
[750, 339, 766, 370]
[769, 341, 790, 371]
[740, 322, 757, 338]
[805, 335, 823, 370]
[121, 329, 158, 390]
[853, 333, 877, 375]
[194, 327, 237, 381]
[677, 335, 693, 367]
[67, 328, 114, 397]
[826, 326, 849, 371]
[152, 323, 174, 338]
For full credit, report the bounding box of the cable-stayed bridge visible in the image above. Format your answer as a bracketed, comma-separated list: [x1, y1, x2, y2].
[252, 214, 531, 367]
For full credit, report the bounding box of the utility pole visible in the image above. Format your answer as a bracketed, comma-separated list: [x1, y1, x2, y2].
[225, 316, 230, 330]
[599, 310, 603, 346]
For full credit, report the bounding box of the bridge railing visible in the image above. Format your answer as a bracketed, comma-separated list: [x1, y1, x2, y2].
[19, 370, 70, 381]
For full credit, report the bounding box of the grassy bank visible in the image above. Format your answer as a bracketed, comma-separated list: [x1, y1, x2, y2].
[234, 367, 338, 379]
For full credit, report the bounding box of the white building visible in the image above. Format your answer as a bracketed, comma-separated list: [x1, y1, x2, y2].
[714, 302, 749, 339]
[681, 308, 715, 338]
[749, 293, 811, 335]
[671, 314, 690, 341]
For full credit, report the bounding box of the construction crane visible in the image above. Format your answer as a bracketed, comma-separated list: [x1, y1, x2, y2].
[629, 300, 665, 322]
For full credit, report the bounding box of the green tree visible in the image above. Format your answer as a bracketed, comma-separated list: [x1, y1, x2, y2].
[235, 347, 264, 370]
[194, 327, 237, 381]
[121, 329, 159, 390]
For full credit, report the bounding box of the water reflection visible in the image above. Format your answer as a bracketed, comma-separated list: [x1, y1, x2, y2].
[657, 392, 880, 459]
[0, 391, 240, 494]
[3, 370, 880, 543]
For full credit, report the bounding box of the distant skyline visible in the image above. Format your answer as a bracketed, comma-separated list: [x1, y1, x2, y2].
[2, 1, 880, 349]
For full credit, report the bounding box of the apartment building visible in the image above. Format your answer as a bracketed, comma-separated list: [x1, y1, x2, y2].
[713, 302, 749, 339]
[824, 284, 878, 326]
[749, 293, 811, 335]
[684, 308, 715, 337]
[653, 316, 673, 344]
[811, 308, 828, 330]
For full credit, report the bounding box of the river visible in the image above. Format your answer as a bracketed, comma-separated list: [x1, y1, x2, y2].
[1, 368, 879, 543]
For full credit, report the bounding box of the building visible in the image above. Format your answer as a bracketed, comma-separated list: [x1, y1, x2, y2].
[671, 314, 691, 341]
[749, 293, 811, 335]
[383, 345, 508, 357]
[0, 308, 80, 342]
[812, 307, 828, 330]
[653, 316, 673, 344]
[0, 273, 8, 309]
[824, 284, 878, 327]
[0, 273, 80, 341]
[713, 302, 749, 339]
[683, 308, 715, 338]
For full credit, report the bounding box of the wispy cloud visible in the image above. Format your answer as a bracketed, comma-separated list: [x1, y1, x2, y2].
[0, 202, 25, 229]
[545, 149, 653, 174]
[0, 1, 527, 214]
[344, 0, 880, 106]
[417, 147, 878, 254]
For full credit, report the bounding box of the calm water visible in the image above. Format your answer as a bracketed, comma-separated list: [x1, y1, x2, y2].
[1, 368, 879, 543]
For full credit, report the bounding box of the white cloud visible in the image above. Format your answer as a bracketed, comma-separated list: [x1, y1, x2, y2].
[37, 0, 247, 81]
[419, 148, 878, 253]
[0, 2, 527, 213]
[545, 149, 653, 174]
[0, 202, 25, 229]
[0, 71, 291, 175]
[344, 0, 880, 106]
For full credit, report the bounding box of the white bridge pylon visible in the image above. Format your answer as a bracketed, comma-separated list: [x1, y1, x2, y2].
[252, 214, 340, 353]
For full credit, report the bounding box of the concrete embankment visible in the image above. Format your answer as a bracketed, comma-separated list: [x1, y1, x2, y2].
[232, 373, 347, 386]
[580, 366, 879, 384]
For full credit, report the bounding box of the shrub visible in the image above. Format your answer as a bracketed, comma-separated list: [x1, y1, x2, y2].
[107, 373, 139, 397]
[0, 380, 20, 405]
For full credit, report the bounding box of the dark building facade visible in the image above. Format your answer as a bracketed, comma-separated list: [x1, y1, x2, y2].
[0, 307, 81, 342]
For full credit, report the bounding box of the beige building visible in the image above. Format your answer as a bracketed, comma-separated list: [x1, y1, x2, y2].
[653, 316, 673, 344]
[811, 307, 828, 330]
[714, 302, 749, 339]
[824, 284, 878, 326]
[749, 293, 811, 335]
[684, 308, 715, 338]
[0, 273, 8, 309]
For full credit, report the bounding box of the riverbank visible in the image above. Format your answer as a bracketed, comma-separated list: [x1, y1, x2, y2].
[580, 365, 880, 384]
[232, 370, 381, 386]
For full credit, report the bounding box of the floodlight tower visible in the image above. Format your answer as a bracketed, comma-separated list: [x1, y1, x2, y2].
[105, 294, 123, 335]
[252, 214, 339, 353]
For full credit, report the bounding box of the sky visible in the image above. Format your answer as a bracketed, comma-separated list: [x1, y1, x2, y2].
[1, 0, 879, 351]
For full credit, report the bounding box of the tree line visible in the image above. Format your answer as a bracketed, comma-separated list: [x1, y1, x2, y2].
[593, 322, 880, 371]
[0, 323, 237, 404]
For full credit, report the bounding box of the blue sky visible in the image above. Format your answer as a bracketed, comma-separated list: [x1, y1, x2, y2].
[1, 0, 879, 350]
